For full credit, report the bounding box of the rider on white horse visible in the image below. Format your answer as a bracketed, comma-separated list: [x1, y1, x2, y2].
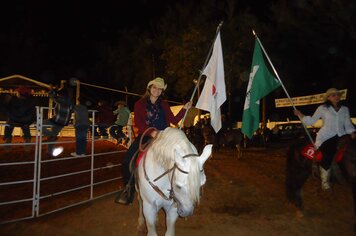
[117, 77, 192, 205]
[136, 127, 212, 235]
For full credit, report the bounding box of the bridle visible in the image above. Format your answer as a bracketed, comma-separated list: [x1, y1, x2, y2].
[138, 127, 204, 203]
[143, 152, 201, 202]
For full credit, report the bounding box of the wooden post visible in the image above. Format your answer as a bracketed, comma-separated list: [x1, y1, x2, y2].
[76, 80, 80, 105]
[262, 97, 266, 128]
[261, 97, 266, 146]
[193, 79, 201, 121]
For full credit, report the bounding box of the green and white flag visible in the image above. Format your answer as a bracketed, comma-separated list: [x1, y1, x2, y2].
[242, 39, 281, 139]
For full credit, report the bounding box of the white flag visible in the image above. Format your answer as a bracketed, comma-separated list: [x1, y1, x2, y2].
[196, 32, 226, 133]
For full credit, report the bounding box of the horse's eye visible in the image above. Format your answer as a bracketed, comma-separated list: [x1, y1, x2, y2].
[175, 184, 182, 190]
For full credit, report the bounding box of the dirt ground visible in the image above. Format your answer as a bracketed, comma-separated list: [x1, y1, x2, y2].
[0, 141, 355, 236]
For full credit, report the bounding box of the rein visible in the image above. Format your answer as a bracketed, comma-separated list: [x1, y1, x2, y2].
[139, 127, 158, 152]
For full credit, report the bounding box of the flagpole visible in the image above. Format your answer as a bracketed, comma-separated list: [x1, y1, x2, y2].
[179, 21, 224, 129]
[252, 30, 316, 148]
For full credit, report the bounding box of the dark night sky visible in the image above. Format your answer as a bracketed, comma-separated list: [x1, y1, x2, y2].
[1, 0, 355, 119]
[0, 1, 151, 72]
[0, 0, 266, 78]
[0, 1, 245, 85]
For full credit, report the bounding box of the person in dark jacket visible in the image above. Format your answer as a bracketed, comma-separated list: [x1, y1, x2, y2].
[94, 100, 114, 138]
[42, 86, 73, 155]
[3, 86, 36, 146]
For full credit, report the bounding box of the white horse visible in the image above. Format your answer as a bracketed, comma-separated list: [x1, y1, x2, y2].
[136, 127, 212, 236]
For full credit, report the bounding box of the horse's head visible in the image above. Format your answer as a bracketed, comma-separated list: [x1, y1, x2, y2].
[148, 128, 212, 217]
[172, 143, 212, 217]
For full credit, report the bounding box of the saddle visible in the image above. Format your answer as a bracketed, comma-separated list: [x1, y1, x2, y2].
[301, 143, 348, 163]
[129, 139, 152, 173]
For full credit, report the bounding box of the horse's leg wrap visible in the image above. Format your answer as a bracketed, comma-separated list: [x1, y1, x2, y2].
[320, 166, 331, 190]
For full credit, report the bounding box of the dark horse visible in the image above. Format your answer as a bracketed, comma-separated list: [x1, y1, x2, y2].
[286, 134, 356, 228]
[202, 124, 243, 157]
[185, 122, 243, 158]
[218, 128, 243, 157]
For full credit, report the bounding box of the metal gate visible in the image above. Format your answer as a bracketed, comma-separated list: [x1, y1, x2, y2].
[0, 107, 128, 224]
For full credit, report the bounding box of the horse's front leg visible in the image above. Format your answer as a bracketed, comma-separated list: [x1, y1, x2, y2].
[143, 202, 159, 236]
[342, 157, 356, 231]
[164, 204, 178, 236]
[236, 143, 242, 159]
[137, 191, 146, 233]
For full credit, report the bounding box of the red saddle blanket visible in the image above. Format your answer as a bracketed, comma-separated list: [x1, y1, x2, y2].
[301, 144, 347, 163]
[135, 151, 146, 167]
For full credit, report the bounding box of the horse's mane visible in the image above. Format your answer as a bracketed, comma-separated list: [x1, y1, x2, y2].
[149, 127, 201, 203]
[151, 128, 196, 168]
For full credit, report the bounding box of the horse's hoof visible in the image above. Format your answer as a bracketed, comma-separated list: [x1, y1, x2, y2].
[319, 189, 333, 200]
[296, 209, 304, 218]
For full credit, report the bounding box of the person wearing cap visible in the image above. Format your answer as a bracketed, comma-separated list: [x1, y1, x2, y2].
[294, 88, 356, 190]
[3, 86, 36, 148]
[116, 77, 192, 205]
[110, 100, 131, 144]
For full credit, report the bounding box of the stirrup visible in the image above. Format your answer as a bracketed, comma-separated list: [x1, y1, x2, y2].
[115, 187, 129, 204]
[115, 181, 133, 204]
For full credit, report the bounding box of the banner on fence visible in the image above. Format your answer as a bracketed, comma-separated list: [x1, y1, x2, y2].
[275, 89, 347, 108]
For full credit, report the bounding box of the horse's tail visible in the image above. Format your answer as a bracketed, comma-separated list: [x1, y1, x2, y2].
[285, 142, 297, 203]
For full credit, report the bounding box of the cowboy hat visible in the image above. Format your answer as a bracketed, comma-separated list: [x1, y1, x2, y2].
[147, 77, 167, 90]
[114, 100, 126, 106]
[324, 88, 341, 101]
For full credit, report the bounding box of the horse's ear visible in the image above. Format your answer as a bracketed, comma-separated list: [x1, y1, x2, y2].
[198, 144, 212, 168]
[174, 144, 186, 160]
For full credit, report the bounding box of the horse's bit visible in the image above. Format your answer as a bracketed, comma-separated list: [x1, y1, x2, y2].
[143, 152, 201, 202]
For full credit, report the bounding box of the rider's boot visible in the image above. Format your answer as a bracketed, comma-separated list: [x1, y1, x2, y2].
[320, 166, 331, 190]
[116, 172, 136, 205]
[127, 184, 136, 203]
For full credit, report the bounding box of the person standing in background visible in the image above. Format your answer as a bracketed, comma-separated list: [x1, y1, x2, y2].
[71, 98, 90, 157]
